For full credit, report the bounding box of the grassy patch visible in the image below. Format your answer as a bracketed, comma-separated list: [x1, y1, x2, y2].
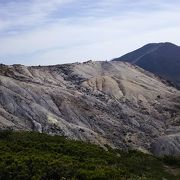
[0, 130, 179, 180]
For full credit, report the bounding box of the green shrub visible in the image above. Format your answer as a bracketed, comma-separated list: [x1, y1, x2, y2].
[0, 128, 12, 139]
[163, 156, 180, 166]
[0, 131, 179, 180]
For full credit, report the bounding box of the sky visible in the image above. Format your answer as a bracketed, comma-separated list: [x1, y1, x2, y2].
[0, 0, 180, 65]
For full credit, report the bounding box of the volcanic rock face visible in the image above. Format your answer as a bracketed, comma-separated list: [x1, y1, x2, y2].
[0, 61, 180, 155]
[151, 133, 180, 156]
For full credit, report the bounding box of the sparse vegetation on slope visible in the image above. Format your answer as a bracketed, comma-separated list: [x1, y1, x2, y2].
[0, 130, 180, 180]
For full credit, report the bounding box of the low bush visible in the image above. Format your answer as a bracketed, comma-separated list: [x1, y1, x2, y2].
[0, 131, 179, 179]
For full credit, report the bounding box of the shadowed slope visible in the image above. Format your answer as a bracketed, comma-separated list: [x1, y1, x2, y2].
[113, 42, 180, 87]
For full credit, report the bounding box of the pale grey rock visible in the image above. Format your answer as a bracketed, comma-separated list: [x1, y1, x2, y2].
[0, 61, 180, 155]
[151, 133, 180, 156]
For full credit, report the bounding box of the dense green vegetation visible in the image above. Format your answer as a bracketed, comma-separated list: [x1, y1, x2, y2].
[0, 130, 179, 180]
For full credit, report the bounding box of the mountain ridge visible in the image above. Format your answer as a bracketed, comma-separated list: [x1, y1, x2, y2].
[0, 61, 180, 156]
[113, 42, 180, 88]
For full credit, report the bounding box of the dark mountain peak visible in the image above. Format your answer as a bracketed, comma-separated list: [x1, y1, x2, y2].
[129, 42, 178, 54]
[145, 42, 178, 47]
[142, 42, 162, 47]
[113, 42, 180, 87]
[157, 42, 179, 53]
[160, 42, 178, 47]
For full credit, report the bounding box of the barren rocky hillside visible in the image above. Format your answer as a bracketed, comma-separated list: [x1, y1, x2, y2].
[0, 61, 180, 156]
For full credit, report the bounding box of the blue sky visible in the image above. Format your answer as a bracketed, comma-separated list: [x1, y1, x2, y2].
[0, 0, 180, 65]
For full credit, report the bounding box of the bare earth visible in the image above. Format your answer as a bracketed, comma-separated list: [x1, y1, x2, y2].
[0, 61, 180, 156]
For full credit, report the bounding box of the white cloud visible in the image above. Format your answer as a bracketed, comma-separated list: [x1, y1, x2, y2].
[0, 0, 180, 65]
[0, 0, 74, 32]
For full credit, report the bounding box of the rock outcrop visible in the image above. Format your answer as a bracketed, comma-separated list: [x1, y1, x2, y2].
[0, 61, 180, 155]
[151, 133, 180, 156]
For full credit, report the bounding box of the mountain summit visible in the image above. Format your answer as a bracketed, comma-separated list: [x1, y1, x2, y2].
[113, 42, 180, 87]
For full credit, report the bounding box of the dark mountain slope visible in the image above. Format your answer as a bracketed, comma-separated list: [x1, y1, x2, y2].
[113, 42, 180, 87]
